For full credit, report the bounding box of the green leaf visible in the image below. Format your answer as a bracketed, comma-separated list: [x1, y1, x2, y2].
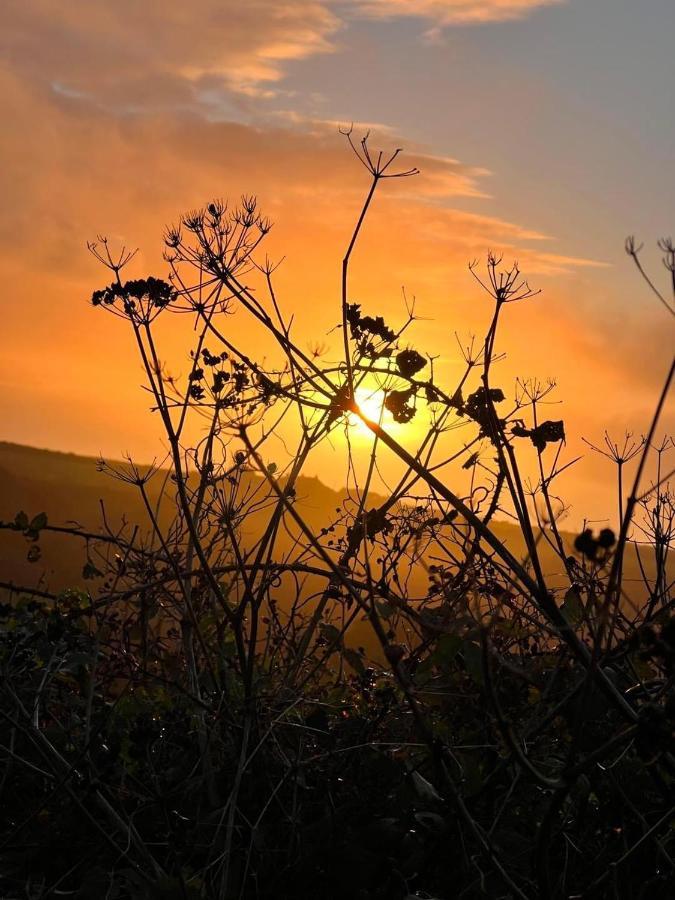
[561, 587, 584, 626]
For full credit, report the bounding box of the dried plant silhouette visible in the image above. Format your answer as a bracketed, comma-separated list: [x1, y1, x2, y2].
[1, 135, 674, 899]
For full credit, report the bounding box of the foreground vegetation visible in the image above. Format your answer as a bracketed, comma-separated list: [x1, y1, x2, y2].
[1, 135, 674, 899]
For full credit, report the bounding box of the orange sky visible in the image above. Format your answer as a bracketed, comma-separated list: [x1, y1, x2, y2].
[1, 0, 673, 528]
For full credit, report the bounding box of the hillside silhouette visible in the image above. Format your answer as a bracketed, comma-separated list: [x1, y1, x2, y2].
[0, 441, 661, 612]
[0, 442, 377, 592]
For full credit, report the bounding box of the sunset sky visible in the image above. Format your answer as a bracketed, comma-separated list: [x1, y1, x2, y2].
[1, 0, 673, 525]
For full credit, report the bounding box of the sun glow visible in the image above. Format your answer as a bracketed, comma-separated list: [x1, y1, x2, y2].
[349, 386, 388, 437]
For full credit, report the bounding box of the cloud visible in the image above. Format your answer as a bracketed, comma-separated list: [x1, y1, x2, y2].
[0, 60, 598, 285]
[349, 0, 564, 26]
[3, 0, 341, 103]
[3, 0, 566, 113]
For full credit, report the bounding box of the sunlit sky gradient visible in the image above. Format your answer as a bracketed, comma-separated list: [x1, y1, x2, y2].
[1, 0, 673, 525]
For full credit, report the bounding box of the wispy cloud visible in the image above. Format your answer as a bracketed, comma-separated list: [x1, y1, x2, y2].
[349, 0, 564, 26]
[0, 58, 595, 279]
[3, 0, 341, 103]
[3, 0, 566, 110]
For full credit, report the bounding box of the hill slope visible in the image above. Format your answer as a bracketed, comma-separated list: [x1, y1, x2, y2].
[0, 442, 383, 595]
[0, 442, 662, 612]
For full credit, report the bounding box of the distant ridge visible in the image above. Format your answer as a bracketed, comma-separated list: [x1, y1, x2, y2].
[0, 442, 662, 608]
[0, 441, 382, 593]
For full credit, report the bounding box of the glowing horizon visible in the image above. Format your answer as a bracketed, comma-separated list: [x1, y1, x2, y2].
[1, 0, 673, 525]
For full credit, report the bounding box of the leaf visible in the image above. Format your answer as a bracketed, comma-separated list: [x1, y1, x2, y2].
[343, 647, 366, 676]
[561, 587, 584, 626]
[346, 303, 395, 343]
[376, 600, 393, 620]
[431, 634, 462, 668]
[346, 507, 392, 549]
[396, 348, 427, 379]
[410, 770, 443, 806]
[14, 510, 29, 530]
[512, 420, 565, 452]
[82, 561, 103, 580]
[221, 633, 238, 658]
[29, 512, 48, 532]
[413, 811, 447, 834]
[384, 388, 416, 423]
[463, 387, 506, 439]
[319, 622, 342, 648]
[530, 419, 565, 452]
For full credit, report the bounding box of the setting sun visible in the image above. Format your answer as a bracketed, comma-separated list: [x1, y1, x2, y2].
[349, 386, 387, 436]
